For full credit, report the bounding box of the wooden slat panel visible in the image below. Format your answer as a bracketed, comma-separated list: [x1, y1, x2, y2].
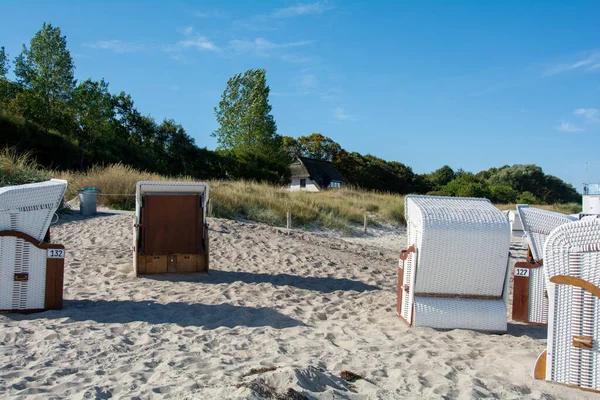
[397, 267, 404, 316]
[145, 255, 168, 273]
[512, 275, 530, 322]
[142, 195, 200, 255]
[44, 254, 64, 310]
[53, 258, 64, 310]
[44, 258, 57, 309]
[175, 254, 199, 272]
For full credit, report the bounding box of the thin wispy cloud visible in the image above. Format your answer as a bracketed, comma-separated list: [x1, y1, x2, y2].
[228, 38, 314, 58]
[235, 2, 335, 31]
[544, 50, 600, 76]
[294, 73, 318, 94]
[332, 107, 353, 121]
[176, 36, 220, 52]
[270, 2, 335, 18]
[574, 108, 599, 123]
[557, 120, 584, 133]
[195, 10, 227, 18]
[84, 40, 146, 53]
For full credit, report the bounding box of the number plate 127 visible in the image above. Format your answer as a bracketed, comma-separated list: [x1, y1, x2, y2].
[47, 249, 65, 259]
[515, 268, 530, 277]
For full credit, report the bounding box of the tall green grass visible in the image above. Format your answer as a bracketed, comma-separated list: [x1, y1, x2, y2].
[0, 147, 51, 186]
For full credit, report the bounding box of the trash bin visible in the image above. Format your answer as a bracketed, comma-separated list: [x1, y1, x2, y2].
[79, 187, 100, 216]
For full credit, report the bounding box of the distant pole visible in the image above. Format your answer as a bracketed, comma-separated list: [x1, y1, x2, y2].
[363, 213, 367, 233]
[287, 211, 291, 229]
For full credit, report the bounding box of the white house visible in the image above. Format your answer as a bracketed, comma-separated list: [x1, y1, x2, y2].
[289, 157, 347, 192]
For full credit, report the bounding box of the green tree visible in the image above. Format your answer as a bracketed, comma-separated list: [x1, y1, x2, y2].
[0, 46, 8, 77]
[489, 185, 517, 204]
[213, 68, 279, 154]
[441, 174, 491, 198]
[427, 165, 455, 188]
[282, 136, 301, 159]
[14, 23, 76, 130]
[296, 133, 342, 161]
[516, 191, 541, 204]
[73, 78, 114, 167]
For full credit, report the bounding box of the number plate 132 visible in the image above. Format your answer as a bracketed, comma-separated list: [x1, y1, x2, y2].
[47, 249, 65, 258]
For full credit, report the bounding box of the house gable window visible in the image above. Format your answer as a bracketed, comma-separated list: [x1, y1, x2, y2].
[300, 179, 306, 188]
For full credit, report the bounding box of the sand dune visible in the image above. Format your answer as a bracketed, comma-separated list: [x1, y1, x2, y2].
[0, 210, 594, 399]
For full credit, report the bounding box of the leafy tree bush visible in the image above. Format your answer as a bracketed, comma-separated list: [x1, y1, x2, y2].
[441, 174, 491, 198]
[489, 185, 518, 204]
[427, 165, 455, 189]
[516, 191, 541, 204]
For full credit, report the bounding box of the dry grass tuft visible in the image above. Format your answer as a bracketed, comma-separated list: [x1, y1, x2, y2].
[0, 147, 50, 186]
[241, 366, 278, 378]
[56, 164, 406, 231]
[48, 164, 584, 231]
[495, 202, 581, 215]
[339, 370, 364, 382]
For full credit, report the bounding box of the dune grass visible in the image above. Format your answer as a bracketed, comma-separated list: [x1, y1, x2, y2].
[57, 164, 406, 232]
[0, 149, 584, 232]
[0, 147, 51, 186]
[495, 202, 582, 214]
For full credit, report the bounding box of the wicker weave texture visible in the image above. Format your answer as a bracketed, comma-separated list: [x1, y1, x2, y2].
[0, 179, 67, 241]
[401, 195, 510, 331]
[517, 205, 577, 261]
[543, 219, 600, 390]
[0, 236, 46, 310]
[528, 267, 549, 324]
[405, 195, 510, 296]
[413, 297, 507, 331]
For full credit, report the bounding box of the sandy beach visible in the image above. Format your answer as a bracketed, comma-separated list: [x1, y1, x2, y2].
[0, 210, 595, 399]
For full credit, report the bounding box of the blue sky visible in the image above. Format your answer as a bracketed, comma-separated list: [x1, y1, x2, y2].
[1, 1, 599, 190]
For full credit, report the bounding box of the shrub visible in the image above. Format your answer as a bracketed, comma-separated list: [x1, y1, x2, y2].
[489, 185, 518, 204]
[516, 191, 541, 204]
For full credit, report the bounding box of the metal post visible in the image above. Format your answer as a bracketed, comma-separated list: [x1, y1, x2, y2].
[287, 211, 291, 229]
[364, 213, 367, 233]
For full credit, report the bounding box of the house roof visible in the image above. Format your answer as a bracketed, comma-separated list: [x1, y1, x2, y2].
[289, 157, 347, 188]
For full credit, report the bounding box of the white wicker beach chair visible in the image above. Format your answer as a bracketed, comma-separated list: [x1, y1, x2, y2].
[397, 195, 511, 332]
[134, 181, 210, 275]
[512, 205, 578, 325]
[0, 179, 68, 241]
[534, 219, 600, 393]
[0, 179, 67, 312]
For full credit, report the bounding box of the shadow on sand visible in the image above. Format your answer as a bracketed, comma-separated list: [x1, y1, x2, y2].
[506, 322, 547, 339]
[4, 299, 304, 329]
[145, 269, 381, 293]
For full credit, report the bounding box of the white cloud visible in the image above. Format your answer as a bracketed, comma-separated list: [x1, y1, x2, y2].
[183, 26, 194, 36]
[574, 108, 600, 122]
[332, 107, 353, 121]
[175, 36, 220, 52]
[544, 51, 600, 76]
[270, 2, 335, 18]
[84, 40, 145, 53]
[557, 120, 584, 133]
[228, 38, 313, 55]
